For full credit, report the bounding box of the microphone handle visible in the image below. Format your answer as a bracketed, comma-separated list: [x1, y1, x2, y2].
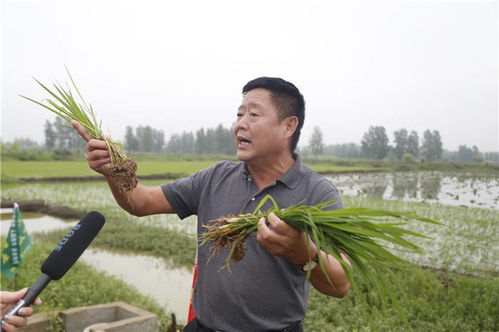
[2, 274, 51, 323]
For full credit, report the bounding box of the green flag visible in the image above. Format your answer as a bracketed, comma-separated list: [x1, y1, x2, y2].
[1, 203, 33, 279]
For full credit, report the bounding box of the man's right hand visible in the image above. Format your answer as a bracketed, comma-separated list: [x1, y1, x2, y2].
[71, 120, 175, 216]
[71, 120, 112, 176]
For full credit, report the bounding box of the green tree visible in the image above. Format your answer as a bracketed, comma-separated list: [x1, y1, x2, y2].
[421, 130, 443, 162]
[309, 126, 325, 158]
[180, 132, 195, 154]
[51, 117, 85, 150]
[456, 145, 481, 163]
[407, 131, 420, 158]
[153, 129, 165, 153]
[44, 120, 56, 149]
[361, 126, 390, 160]
[124, 126, 140, 152]
[393, 129, 409, 160]
[195, 128, 207, 154]
[323, 143, 361, 158]
[136, 126, 155, 152]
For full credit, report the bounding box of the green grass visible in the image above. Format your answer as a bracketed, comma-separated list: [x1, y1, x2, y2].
[2, 161, 97, 178]
[1, 160, 220, 179]
[304, 264, 499, 331]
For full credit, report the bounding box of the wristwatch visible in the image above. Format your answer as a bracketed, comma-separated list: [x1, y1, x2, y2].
[301, 252, 319, 272]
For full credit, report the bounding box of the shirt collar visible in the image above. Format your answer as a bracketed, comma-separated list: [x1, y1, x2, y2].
[240, 153, 305, 190]
[277, 153, 306, 189]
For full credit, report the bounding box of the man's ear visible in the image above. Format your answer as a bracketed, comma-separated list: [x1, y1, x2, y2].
[284, 116, 299, 138]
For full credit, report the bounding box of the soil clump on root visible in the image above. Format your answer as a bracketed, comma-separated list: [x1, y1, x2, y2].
[110, 157, 138, 194]
[203, 215, 252, 263]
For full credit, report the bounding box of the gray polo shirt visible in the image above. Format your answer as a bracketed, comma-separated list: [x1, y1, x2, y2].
[162, 154, 343, 332]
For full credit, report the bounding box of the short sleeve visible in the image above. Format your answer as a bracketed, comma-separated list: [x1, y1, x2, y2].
[161, 167, 214, 219]
[321, 189, 344, 211]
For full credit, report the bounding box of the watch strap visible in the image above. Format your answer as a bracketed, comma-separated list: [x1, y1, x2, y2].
[300, 251, 319, 272]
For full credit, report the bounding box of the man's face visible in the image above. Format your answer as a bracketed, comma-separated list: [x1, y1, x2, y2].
[233, 88, 292, 163]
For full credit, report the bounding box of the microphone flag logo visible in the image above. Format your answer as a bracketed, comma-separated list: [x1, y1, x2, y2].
[1, 203, 33, 279]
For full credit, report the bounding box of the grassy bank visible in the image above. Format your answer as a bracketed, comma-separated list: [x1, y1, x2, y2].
[2, 158, 497, 185]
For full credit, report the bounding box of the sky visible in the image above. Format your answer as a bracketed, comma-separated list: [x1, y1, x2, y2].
[1, 0, 498, 152]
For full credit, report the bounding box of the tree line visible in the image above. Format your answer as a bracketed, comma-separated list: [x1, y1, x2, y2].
[305, 125, 496, 163]
[166, 124, 235, 155]
[2, 119, 497, 163]
[42, 118, 236, 155]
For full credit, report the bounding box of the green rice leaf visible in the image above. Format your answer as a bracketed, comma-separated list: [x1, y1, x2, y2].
[201, 194, 440, 328]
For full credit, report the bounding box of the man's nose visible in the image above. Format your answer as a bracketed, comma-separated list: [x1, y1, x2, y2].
[235, 114, 249, 129]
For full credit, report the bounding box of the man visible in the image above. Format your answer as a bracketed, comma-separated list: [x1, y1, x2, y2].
[73, 77, 350, 332]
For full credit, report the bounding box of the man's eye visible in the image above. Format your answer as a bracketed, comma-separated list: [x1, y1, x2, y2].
[236, 113, 243, 118]
[250, 112, 258, 117]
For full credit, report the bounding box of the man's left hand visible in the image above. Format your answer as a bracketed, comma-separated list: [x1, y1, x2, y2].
[256, 212, 317, 266]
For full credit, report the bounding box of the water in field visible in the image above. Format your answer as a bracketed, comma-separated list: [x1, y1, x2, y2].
[0, 181, 198, 234]
[0, 208, 77, 235]
[80, 249, 192, 323]
[327, 171, 499, 210]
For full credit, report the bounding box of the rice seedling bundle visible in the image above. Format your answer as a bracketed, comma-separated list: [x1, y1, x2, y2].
[21, 67, 138, 194]
[201, 194, 441, 322]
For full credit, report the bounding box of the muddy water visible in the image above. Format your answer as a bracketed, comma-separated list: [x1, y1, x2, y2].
[327, 171, 499, 210]
[0, 209, 77, 235]
[80, 249, 192, 323]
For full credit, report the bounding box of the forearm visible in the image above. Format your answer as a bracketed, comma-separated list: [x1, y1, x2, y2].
[308, 249, 351, 298]
[104, 177, 172, 216]
[105, 175, 143, 215]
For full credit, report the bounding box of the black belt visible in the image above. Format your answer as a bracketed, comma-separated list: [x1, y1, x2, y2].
[183, 318, 303, 332]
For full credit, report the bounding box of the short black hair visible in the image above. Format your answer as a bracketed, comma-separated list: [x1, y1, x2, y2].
[242, 77, 305, 152]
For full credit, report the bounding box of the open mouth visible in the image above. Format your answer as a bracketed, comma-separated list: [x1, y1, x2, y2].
[238, 136, 252, 147]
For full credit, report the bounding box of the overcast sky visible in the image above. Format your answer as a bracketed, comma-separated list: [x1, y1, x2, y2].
[1, 0, 497, 152]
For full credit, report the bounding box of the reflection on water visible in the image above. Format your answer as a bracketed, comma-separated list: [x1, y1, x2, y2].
[392, 173, 418, 200]
[80, 249, 192, 323]
[420, 174, 441, 200]
[0, 209, 77, 236]
[328, 171, 499, 210]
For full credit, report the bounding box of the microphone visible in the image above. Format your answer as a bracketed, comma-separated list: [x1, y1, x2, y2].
[2, 211, 105, 324]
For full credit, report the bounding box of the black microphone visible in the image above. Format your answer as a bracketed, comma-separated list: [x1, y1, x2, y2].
[2, 211, 105, 324]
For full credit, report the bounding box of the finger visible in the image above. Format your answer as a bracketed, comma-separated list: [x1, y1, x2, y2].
[256, 217, 269, 242]
[32, 297, 42, 306]
[71, 120, 93, 142]
[1, 320, 16, 332]
[257, 217, 285, 244]
[90, 159, 112, 171]
[17, 307, 33, 317]
[0, 289, 27, 303]
[266, 212, 291, 234]
[87, 139, 109, 152]
[87, 149, 110, 161]
[4, 314, 27, 328]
